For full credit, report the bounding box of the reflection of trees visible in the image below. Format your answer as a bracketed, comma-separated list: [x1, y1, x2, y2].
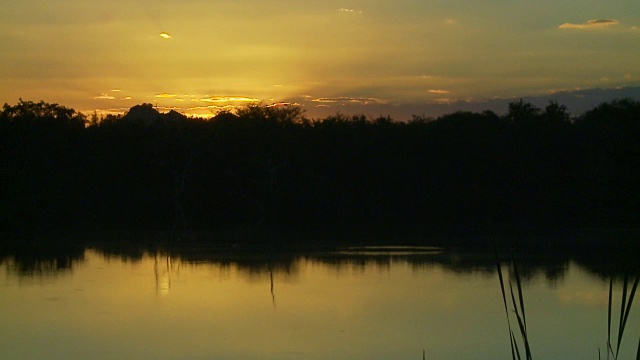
[573, 250, 640, 281]
[0, 244, 85, 278]
[91, 245, 579, 283]
[137, 246, 640, 285]
[2, 243, 638, 286]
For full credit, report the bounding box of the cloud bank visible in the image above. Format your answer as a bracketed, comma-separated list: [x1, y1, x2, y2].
[558, 19, 619, 29]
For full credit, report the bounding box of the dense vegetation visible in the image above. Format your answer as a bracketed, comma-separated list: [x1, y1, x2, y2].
[1, 99, 640, 244]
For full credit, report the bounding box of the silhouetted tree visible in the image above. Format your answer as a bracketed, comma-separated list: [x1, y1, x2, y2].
[543, 101, 570, 123]
[505, 99, 541, 123]
[2, 99, 640, 246]
[0, 100, 87, 236]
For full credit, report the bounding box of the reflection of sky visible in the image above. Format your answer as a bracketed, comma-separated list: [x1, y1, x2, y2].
[2, 249, 637, 360]
[1, 1, 639, 118]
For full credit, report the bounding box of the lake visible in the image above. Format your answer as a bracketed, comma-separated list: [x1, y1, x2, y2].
[1, 244, 638, 359]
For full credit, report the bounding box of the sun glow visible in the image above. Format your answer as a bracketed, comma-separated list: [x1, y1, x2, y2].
[2, 0, 639, 123]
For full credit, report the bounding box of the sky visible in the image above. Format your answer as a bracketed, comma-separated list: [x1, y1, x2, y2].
[1, 0, 640, 119]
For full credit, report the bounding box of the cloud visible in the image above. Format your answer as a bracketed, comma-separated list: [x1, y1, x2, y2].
[156, 106, 180, 111]
[155, 93, 178, 98]
[187, 104, 239, 114]
[187, 106, 212, 111]
[311, 97, 386, 105]
[199, 96, 259, 103]
[94, 93, 116, 100]
[338, 8, 363, 14]
[558, 19, 619, 29]
[428, 89, 450, 94]
[266, 102, 301, 108]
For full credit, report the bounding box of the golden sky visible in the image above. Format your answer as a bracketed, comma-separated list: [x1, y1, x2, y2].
[1, 0, 639, 118]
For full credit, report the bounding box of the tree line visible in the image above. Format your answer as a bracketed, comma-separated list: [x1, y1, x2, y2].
[1, 98, 639, 244]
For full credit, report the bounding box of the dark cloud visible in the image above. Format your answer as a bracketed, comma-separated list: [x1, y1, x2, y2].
[296, 86, 640, 120]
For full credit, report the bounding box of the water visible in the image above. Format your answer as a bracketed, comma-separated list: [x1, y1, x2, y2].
[1, 246, 638, 359]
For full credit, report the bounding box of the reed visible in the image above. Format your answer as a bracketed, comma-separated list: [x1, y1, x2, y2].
[495, 249, 532, 360]
[495, 249, 640, 360]
[603, 273, 640, 360]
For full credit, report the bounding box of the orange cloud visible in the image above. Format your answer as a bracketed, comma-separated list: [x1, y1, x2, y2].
[200, 96, 259, 103]
[266, 102, 301, 108]
[559, 19, 619, 29]
[94, 93, 115, 100]
[312, 97, 386, 105]
[156, 106, 179, 111]
[187, 104, 238, 114]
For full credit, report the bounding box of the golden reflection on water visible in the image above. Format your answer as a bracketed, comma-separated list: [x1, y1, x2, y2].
[0, 248, 637, 360]
[154, 254, 173, 296]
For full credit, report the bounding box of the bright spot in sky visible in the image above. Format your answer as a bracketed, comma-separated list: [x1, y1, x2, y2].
[160, 32, 171, 39]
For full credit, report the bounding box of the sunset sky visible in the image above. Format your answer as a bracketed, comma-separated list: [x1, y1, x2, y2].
[1, 0, 639, 119]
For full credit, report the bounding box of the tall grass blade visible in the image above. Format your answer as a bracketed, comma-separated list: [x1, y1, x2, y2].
[513, 260, 527, 332]
[509, 270, 532, 360]
[608, 278, 613, 360]
[495, 251, 510, 319]
[636, 337, 640, 360]
[511, 331, 522, 360]
[621, 275, 640, 341]
[513, 311, 531, 359]
[606, 272, 640, 359]
[617, 273, 629, 357]
[614, 273, 640, 358]
[495, 248, 517, 360]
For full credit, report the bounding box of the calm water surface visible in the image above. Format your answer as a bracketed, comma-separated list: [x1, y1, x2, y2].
[1, 246, 638, 359]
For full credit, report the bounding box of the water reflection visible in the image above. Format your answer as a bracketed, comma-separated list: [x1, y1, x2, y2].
[154, 254, 175, 296]
[1, 242, 639, 360]
[1, 243, 637, 282]
[269, 263, 276, 306]
[0, 244, 84, 279]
